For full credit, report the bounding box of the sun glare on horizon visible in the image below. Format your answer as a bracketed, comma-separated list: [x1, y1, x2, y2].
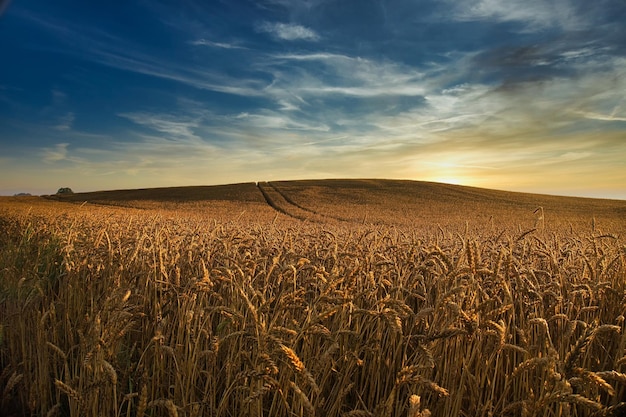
[430, 176, 464, 185]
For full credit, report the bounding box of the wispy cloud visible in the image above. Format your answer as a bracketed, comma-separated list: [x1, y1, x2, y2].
[15, 11, 266, 97]
[190, 39, 247, 49]
[55, 112, 74, 131]
[51, 88, 67, 106]
[446, 0, 585, 32]
[576, 112, 626, 122]
[86, 47, 266, 97]
[257, 21, 320, 41]
[42, 143, 69, 163]
[118, 112, 202, 141]
[264, 53, 428, 101]
[233, 111, 330, 132]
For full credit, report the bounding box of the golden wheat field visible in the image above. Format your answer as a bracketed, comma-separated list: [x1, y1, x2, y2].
[1, 180, 626, 417]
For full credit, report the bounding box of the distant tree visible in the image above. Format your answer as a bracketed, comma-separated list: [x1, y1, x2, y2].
[56, 187, 74, 194]
[13, 192, 32, 196]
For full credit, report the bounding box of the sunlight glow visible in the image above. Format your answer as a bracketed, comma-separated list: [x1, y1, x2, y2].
[433, 176, 464, 185]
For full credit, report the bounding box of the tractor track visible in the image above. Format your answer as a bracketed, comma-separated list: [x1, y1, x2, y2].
[257, 182, 311, 221]
[266, 182, 321, 216]
[257, 181, 344, 223]
[267, 182, 356, 224]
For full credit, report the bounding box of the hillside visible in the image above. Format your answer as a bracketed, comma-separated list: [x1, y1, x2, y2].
[47, 182, 265, 203]
[46, 179, 626, 233]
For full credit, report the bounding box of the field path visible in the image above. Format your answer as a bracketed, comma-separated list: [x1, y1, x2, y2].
[257, 182, 333, 222]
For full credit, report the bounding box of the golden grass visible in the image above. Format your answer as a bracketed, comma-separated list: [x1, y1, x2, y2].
[1, 181, 626, 416]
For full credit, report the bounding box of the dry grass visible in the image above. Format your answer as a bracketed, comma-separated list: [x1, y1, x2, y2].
[1, 180, 626, 417]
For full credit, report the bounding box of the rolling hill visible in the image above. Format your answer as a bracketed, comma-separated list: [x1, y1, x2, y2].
[45, 179, 626, 233]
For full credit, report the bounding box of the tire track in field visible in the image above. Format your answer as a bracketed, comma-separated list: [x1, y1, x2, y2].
[264, 182, 353, 224]
[257, 182, 313, 221]
[266, 182, 321, 216]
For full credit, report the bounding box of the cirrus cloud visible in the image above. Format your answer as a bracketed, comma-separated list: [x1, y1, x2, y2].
[257, 21, 320, 41]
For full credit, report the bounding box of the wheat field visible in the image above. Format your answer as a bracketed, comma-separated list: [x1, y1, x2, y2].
[1, 181, 625, 417]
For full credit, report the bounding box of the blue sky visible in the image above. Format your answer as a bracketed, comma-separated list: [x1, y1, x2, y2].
[1, 0, 625, 198]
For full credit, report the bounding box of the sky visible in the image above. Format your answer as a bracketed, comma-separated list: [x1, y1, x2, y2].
[1, 0, 625, 199]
